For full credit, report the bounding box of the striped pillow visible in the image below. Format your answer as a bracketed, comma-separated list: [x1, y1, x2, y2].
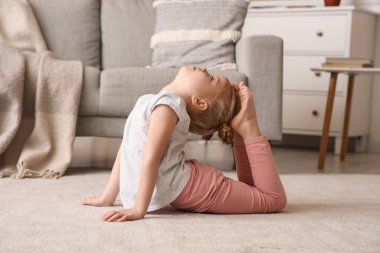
[150, 0, 250, 70]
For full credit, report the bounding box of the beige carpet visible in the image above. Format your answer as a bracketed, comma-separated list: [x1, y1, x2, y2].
[1, 167, 379, 253]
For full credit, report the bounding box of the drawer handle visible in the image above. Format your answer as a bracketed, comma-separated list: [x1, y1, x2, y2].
[312, 110, 319, 117]
[315, 72, 321, 77]
[316, 31, 324, 37]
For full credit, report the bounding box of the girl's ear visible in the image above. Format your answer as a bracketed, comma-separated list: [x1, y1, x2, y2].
[191, 96, 208, 111]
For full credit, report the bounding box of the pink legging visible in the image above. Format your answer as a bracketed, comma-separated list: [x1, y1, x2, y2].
[170, 135, 287, 214]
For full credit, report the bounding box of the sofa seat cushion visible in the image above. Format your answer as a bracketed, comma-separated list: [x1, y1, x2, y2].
[98, 66, 247, 118]
[28, 0, 101, 68]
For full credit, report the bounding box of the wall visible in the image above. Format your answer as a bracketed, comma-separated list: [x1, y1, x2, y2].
[369, 18, 380, 153]
[337, 0, 379, 153]
[344, 0, 380, 153]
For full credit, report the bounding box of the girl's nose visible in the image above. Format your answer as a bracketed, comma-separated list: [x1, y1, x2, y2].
[200, 67, 209, 75]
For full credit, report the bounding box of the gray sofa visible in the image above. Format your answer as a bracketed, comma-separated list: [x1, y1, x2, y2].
[27, 0, 283, 171]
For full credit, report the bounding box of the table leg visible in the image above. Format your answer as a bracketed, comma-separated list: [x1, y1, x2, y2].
[318, 72, 338, 171]
[340, 74, 355, 161]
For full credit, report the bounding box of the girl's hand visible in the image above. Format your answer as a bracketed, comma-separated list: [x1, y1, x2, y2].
[230, 82, 260, 138]
[80, 196, 113, 207]
[101, 208, 144, 222]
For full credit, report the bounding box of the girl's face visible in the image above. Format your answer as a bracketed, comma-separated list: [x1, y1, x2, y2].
[175, 65, 230, 99]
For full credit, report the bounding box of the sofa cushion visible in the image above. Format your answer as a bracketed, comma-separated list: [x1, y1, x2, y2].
[28, 0, 101, 68]
[101, 0, 156, 69]
[78, 66, 101, 116]
[76, 116, 125, 138]
[99, 67, 246, 119]
[150, 0, 249, 70]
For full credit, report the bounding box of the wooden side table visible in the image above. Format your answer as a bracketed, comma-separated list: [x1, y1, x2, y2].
[310, 67, 380, 171]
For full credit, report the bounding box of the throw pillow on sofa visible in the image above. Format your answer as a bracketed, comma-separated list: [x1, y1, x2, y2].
[150, 0, 250, 70]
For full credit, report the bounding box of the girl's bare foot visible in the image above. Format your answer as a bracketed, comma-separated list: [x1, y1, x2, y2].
[230, 82, 261, 139]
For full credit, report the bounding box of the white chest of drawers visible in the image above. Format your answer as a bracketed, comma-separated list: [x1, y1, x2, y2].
[242, 5, 377, 153]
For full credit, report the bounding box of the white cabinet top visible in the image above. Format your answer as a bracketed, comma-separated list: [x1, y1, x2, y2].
[247, 5, 377, 15]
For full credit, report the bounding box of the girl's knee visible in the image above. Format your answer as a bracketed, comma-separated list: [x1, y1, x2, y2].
[270, 194, 287, 213]
[277, 194, 287, 212]
[261, 192, 287, 213]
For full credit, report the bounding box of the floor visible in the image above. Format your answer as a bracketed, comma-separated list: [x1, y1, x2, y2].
[2, 169, 379, 253]
[2, 140, 379, 253]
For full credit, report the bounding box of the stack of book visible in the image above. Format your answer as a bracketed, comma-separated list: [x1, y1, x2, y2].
[321, 57, 373, 68]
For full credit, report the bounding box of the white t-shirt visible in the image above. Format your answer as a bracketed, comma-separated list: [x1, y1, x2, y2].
[119, 89, 192, 212]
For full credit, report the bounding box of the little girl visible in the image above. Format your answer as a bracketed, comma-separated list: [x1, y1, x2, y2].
[81, 65, 287, 222]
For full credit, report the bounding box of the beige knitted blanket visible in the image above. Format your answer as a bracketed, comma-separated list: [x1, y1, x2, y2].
[0, 0, 83, 179]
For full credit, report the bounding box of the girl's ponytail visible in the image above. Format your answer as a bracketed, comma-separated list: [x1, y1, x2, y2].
[217, 123, 234, 145]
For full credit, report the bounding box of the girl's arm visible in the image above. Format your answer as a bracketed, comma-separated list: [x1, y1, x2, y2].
[101, 104, 178, 222]
[81, 143, 121, 207]
[100, 143, 121, 205]
[134, 104, 178, 216]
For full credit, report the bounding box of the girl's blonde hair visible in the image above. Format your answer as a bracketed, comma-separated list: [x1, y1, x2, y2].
[188, 78, 239, 145]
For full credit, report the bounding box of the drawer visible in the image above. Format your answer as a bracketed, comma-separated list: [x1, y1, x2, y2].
[243, 13, 349, 53]
[284, 55, 347, 93]
[283, 93, 343, 133]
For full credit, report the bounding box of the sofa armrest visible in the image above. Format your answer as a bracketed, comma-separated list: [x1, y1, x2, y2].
[235, 35, 283, 141]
